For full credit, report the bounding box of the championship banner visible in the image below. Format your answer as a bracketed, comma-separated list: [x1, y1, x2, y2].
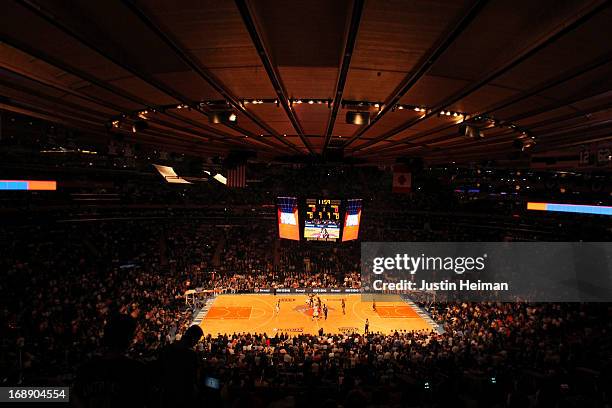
[392, 165, 411, 193]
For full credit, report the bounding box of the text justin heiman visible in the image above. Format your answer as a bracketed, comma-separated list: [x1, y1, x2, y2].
[372, 279, 509, 291]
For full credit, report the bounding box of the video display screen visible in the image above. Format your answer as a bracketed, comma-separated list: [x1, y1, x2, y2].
[277, 197, 300, 240]
[304, 198, 341, 241]
[342, 199, 362, 241]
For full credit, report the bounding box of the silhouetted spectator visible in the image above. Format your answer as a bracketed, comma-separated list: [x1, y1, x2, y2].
[158, 324, 203, 407]
[73, 314, 148, 408]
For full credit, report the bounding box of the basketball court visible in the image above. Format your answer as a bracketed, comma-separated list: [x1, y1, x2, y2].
[199, 293, 436, 336]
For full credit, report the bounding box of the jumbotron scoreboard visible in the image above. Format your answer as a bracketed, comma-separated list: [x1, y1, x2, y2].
[305, 199, 341, 241]
[276, 197, 362, 242]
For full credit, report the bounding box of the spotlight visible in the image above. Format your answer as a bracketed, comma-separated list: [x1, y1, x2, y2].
[132, 120, 148, 133]
[513, 134, 536, 151]
[208, 111, 238, 124]
[458, 123, 482, 139]
[345, 111, 370, 126]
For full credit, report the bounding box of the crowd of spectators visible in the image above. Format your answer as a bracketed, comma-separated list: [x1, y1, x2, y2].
[1, 208, 611, 406]
[192, 301, 611, 407]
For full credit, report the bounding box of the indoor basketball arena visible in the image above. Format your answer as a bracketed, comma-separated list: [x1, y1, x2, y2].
[1, 1, 612, 407]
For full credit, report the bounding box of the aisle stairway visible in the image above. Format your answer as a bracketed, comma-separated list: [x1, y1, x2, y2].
[191, 297, 216, 326]
[402, 296, 444, 334]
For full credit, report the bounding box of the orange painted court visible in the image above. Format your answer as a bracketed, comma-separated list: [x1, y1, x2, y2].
[199, 294, 436, 336]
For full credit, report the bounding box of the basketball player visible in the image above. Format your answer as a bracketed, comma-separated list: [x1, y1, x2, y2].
[275, 300, 280, 316]
[372, 299, 377, 312]
[364, 318, 369, 334]
[341, 298, 346, 315]
[323, 304, 328, 320]
[313, 306, 319, 321]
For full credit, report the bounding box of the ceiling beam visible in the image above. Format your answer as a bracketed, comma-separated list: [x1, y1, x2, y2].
[473, 52, 612, 119]
[14, 0, 280, 151]
[367, 117, 612, 161]
[363, 91, 612, 158]
[234, 0, 314, 154]
[14, 0, 189, 102]
[352, 0, 611, 153]
[343, 0, 490, 149]
[366, 52, 612, 155]
[0, 62, 259, 151]
[0, 36, 270, 152]
[121, 0, 303, 154]
[0, 96, 229, 155]
[322, 0, 365, 152]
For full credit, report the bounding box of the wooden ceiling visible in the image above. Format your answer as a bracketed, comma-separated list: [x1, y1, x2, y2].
[1, 0, 612, 163]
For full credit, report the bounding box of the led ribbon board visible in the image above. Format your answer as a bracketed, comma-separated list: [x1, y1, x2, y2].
[0, 180, 56, 190]
[527, 202, 612, 216]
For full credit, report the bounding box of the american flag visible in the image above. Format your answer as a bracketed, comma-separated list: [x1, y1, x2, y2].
[227, 165, 246, 188]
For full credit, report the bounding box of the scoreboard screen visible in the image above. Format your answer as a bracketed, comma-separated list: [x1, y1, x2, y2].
[304, 198, 341, 241]
[276, 197, 300, 240]
[341, 199, 362, 241]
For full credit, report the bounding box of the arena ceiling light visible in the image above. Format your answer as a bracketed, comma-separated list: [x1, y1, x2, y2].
[204, 170, 227, 185]
[514, 132, 537, 151]
[346, 111, 370, 126]
[208, 111, 238, 124]
[131, 120, 148, 133]
[153, 164, 191, 184]
[213, 173, 227, 185]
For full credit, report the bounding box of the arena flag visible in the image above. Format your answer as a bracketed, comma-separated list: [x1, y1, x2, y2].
[227, 164, 246, 188]
[392, 165, 411, 193]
